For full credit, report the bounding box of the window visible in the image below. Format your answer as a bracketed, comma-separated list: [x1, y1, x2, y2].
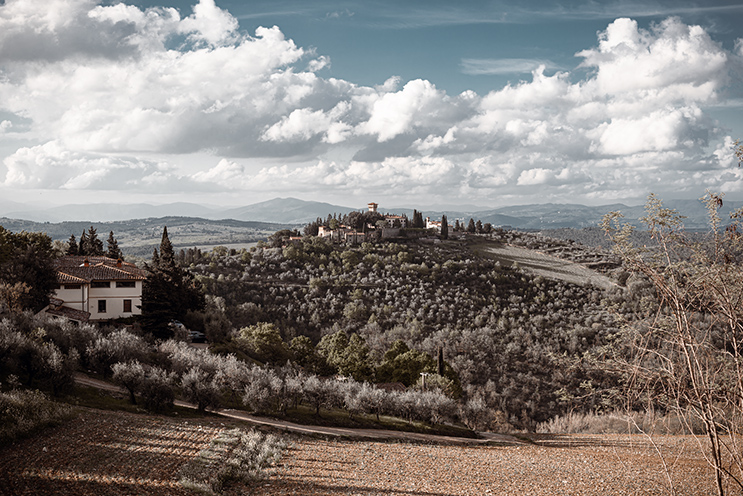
[123, 299, 132, 313]
[64, 284, 81, 289]
[116, 281, 136, 288]
[91, 281, 110, 288]
[98, 300, 106, 313]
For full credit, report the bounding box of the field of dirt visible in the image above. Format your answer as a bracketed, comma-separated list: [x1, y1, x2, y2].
[0, 408, 721, 496]
[486, 245, 618, 290]
[0, 409, 233, 496]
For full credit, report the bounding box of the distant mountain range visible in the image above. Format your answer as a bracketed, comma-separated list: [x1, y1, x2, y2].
[2, 197, 742, 231]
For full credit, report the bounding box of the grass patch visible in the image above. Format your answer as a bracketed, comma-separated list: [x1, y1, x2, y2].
[0, 389, 76, 444]
[178, 428, 287, 495]
[272, 404, 478, 439]
[65, 385, 205, 419]
[537, 410, 708, 435]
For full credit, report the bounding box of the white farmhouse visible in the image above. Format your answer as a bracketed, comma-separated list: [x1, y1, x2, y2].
[46, 256, 148, 322]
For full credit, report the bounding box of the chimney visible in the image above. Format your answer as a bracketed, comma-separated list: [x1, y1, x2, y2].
[117, 258, 122, 267]
[83, 258, 89, 267]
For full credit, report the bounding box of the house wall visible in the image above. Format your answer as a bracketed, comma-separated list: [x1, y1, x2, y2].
[88, 281, 142, 320]
[53, 281, 142, 320]
[55, 285, 88, 312]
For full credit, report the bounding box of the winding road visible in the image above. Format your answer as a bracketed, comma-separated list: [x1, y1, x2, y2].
[74, 372, 524, 446]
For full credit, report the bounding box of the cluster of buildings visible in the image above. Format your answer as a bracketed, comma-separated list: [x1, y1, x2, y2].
[315, 203, 455, 244]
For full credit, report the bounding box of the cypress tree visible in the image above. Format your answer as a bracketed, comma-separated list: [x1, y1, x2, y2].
[141, 226, 204, 339]
[106, 231, 123, 260]
[79, 230, 89, 256]
[67, 234, 79, 256]
[441, 215, 449, 240]
[83, 226, 104, 256]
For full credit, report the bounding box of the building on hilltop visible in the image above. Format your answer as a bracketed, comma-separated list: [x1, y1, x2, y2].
[425, 216, 453, 233]
[42, 256, 148, 322]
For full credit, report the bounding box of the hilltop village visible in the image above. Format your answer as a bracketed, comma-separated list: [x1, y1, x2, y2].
[305, 202, 495, 244]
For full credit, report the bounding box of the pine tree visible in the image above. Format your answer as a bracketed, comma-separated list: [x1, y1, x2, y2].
[79, 230, 89, 256]
[476, 220, 483, 234]
[67, 234, 79, 256]
[141, 227, 205, 339]
[467, 218, 476, 233]
[81, 226, 104, 256]
[440, 215, 449, 240]
[88, 226, 104, 256]
[106, 231, 123, 260]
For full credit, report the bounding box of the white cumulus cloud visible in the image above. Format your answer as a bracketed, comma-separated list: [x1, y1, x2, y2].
[0, 1, 740, 205]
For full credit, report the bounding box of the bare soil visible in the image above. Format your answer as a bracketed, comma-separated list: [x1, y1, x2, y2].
[0, 408, 720, 496]
[0, 409, 233, 495]
[486, 245, 618, 289]
[264, 435, 717, 495]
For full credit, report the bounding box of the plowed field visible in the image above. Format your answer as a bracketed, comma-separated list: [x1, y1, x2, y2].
[0, 409, 720, 496]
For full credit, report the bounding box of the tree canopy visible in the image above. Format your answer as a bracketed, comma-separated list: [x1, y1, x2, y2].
[0, 227, 57, 312]
[141, 227, 205, 339]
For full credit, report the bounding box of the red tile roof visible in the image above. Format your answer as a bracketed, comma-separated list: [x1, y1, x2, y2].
[54, 256, 148, 283]
[45, 299, 91, 322]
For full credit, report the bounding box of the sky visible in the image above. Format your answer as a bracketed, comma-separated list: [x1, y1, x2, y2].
[1, 0, 743, 210]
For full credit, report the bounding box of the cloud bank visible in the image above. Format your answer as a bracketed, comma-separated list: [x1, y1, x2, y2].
[0, 0, 742, 206]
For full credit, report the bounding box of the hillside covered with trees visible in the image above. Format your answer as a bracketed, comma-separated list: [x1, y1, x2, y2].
[180, 232, 634, 428]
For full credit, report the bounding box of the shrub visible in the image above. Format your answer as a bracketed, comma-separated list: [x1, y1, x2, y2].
[179, 428, 287, 495]
[0, 388, 74, 443]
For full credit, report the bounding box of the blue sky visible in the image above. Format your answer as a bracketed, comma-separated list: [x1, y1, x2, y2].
[1, 0, 742, 210]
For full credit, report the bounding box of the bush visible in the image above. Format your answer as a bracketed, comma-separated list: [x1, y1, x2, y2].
[0, 388, 74, 443]
[179, 428, 287, 495]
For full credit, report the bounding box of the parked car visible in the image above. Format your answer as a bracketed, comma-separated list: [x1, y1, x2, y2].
[188, 329, 206, 343]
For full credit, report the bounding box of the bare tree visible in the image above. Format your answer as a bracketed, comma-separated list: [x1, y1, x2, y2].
[603, 192, 743, 496]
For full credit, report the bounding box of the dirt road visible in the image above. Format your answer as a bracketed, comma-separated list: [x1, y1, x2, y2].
[74, 373, 522, 446]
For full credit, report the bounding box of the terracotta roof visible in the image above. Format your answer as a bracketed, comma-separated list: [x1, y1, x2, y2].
[45, 301, 90, 322]
[54, 256, 148, 283]
[57, 273, 88, 284]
